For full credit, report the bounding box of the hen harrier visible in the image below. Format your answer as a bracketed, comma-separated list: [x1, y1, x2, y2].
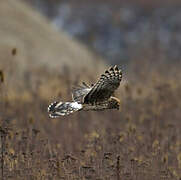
[48, 65, 122, 118]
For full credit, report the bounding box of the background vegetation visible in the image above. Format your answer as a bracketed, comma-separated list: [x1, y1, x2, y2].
[0, 0, 180, 179]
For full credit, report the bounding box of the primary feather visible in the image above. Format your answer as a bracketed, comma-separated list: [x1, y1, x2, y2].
[72, 82, 91, 103]
[83, 65, 122, 104]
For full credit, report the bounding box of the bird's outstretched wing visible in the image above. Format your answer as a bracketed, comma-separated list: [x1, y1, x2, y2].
[83, 65, 122, 104]
[72, 82, 92, 103]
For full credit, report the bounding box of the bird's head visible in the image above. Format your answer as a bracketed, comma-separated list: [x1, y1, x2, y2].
[108, 97, 121, 110]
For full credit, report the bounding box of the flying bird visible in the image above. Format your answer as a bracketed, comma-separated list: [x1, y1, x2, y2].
[48, 65, 122, 118]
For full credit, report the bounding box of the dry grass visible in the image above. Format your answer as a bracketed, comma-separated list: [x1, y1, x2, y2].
[0, 59, 181, 180]
[0, 1, 180, 179]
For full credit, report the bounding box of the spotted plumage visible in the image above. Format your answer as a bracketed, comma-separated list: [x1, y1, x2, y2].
[48, 65, 122, 118]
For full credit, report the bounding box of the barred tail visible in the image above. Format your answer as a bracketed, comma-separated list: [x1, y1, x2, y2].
[48, 101, 82, 118]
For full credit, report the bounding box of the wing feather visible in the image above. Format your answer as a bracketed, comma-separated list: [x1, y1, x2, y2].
[83, 65, 122, 104]
[72, 82, 91, 103]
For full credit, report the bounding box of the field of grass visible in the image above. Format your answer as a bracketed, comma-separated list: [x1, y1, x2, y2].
[0, 58, 180, 180]
[0, 0, 180, 179]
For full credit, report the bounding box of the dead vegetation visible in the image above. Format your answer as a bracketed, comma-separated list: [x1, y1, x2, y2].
[0, 59, 181, 180]
[0, 0, 180, 179]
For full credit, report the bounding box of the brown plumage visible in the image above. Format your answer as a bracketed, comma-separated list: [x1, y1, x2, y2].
[48, 65, 122, 118]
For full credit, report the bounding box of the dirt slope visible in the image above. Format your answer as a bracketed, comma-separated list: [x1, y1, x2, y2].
[0, 0, 107, 100]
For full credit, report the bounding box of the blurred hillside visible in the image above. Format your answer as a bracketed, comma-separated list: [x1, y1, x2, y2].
[0, 0, 180, 179]
[0, 0, 107, 100]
